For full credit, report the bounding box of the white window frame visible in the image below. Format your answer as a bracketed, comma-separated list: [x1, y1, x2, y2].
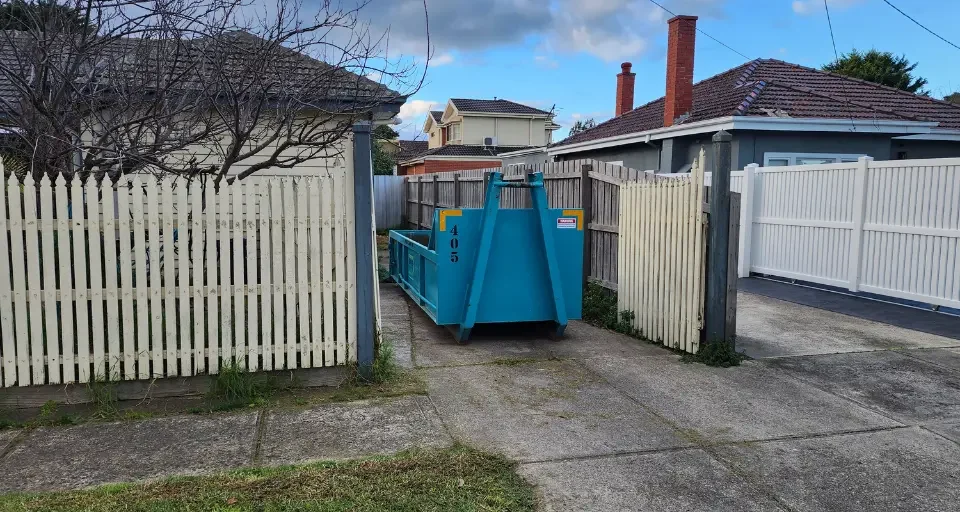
[448, 123, 461, 142]
[763, 152, 865, 166]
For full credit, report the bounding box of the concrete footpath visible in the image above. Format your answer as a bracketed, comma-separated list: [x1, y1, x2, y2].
[2, 284, 960, 511]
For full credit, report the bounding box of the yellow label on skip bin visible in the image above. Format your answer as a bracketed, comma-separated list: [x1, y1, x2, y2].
[561, 210, 583, 230]
[439, 209, 462, 231]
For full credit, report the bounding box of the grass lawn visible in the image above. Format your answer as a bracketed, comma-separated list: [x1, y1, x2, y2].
[0, 446, 536, 512]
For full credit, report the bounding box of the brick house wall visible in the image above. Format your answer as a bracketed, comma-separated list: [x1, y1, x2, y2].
[424, 159, 501, 173]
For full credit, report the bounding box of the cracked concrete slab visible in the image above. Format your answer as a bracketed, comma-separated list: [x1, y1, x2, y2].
[410, 307, 555, 367]
[902, 348, 960, 372]
[712, 427, 960, 512]
[424, 359, 689, 462]
[542, 321, 675, 360]
[763, 350, 960, 424]
[258, 395, 451, 465]
[736, 292, 959, 359]
[379, 286, 414, 369]
[520, 448, 786, 512]
[583, 354, 899, 443]
[924, 422, 960, 444]
[0, 413, 258, 492]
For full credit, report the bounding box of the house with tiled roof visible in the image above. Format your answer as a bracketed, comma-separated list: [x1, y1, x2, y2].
[397, 98, 561, 175]
[548, 15, 960, 172]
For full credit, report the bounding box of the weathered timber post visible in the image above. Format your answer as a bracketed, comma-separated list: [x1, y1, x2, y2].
[453, 173, 461, 208]
[352, 123, 376, 377]
[580, 163, 594, 289]
[416, 177, 424, 228]
[432, 173, 439, 216]
[705, 130, 732, 344]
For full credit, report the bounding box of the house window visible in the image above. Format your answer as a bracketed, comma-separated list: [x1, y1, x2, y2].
[448, 123, 461, 142]
[763, 152, 865, 166]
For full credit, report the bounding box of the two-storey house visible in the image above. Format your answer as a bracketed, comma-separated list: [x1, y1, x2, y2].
[397, 98, 560, 175]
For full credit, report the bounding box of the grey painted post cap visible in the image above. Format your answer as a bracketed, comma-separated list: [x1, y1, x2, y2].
[353, 122, 372, 133]
[712, 130, 733, 142]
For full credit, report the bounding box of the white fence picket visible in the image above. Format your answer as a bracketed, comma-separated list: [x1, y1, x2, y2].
[245, 181, 260, 371]
[176, 180, 191, 376]
[9, 175, 29, 385]
[296, 181, 310, 367]
[0, 171, 17, 386]
[87, 180, 107, 380]
[309, 178, 324, 366]
[161, 179, 178, 376]
[116, 179, 136, 379]
[282, 179, 297, 368]
[258, 183, 273, 371]
[219, 184, 233, 365]
[23, 176, 45, 384]
[39, 176, 60, 384]
[270, 180, 286, 369]
[205, 183, 220, 374]
[142, 177, 161, 379]
[55, 176, 75, 383]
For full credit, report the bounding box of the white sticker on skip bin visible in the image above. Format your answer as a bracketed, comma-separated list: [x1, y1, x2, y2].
[557, 217, 577, 229]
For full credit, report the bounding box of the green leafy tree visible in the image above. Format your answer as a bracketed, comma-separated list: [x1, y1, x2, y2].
[945, 92, 960, 105]
[822, 49, 928, 95]
[372, 124, 398, 175]
[0, 0, 90, 31]
[568, 118, 596, 136]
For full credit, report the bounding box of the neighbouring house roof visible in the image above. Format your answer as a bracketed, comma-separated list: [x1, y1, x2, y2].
[399, 144, 536, 164]
[0, 30, 405, 118]
[430, 111, 443, 121]
[396, 140, 429, 161]
[552, 58, 960, 149]
[450, 98, 551, 116]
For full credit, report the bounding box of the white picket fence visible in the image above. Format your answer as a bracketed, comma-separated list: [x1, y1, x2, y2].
[734, 157, 960, 309]
[0, 165, 357, 387]
[618, 150, 707, 353]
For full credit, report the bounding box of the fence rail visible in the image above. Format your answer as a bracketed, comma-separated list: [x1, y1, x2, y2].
[735, 157, 960, 309]
[403, 160, 657, 289]
[0, 166, 357, 388]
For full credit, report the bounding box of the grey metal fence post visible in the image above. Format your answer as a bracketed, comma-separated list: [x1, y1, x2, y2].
[705, 130, 732, 344]
[353, 123, 376, 377]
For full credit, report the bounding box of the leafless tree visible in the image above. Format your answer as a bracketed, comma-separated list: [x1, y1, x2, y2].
[0, 0, 427, 184]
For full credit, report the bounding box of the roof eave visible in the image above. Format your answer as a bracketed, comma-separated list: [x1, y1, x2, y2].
[548, 116, 942, 156]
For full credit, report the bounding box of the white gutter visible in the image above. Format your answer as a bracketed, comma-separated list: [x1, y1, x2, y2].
[498, 146, 547, 157]
[547, 116, 942, 156]
[892, 130, 960, 141]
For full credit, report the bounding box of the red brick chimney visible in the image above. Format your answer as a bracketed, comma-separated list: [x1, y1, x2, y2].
[664, 15, 697, 127]
[615, 62, 636, 116]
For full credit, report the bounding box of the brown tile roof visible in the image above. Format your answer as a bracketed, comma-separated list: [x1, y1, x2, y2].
[397, 140, 428, 161]
[553, 59, 960, 148]
[0, 30, 403, 118]
[450, 98, 551, 116]
[398, 144, 534, 163]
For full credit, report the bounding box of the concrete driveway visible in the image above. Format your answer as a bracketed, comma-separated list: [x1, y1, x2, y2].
[380, 283, 960, 512]
[3, 282, 958, 511]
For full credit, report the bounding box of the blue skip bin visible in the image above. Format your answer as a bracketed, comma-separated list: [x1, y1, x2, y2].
[388, 171, 583, 342]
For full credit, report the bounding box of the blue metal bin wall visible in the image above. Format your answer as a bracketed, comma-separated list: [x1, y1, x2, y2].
[388, 172, 583, 341]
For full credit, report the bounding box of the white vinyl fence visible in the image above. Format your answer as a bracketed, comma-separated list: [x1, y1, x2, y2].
[0, 164, 357, 387]
[734, 157, 960, 309]
[618, 150, 707, 353]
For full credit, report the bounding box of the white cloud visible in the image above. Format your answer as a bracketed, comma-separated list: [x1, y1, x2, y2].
[353, 0, 728, 65]
[792, 0, 862, 15]
[431, 52, 455, 67]
[534, 55, 559, 68]
[398, 99, 440, 122]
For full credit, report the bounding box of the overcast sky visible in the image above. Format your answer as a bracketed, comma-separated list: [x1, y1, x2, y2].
[344, 0, 960, 141]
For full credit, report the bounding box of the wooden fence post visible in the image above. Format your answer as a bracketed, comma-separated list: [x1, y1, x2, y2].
[416, 178, 424, 228]
[453, 173, 461, 207]
[847, 156, 872, 292]
[738, 163, 757, 277]
[705, 131, 732, 344]
[580, 163, 593, 289]
[352, 123, 376, 377]
[432, 173, 439, 213]
[482, 172, 490, 207]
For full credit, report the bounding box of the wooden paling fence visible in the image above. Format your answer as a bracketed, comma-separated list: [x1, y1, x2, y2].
[404, 160, 657, 290]
[617, 150, 708, 353]
[0, 165, 357, 388]
[373, 175, 405, 230]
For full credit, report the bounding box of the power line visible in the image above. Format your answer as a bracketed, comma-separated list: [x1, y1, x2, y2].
[641, 0, 753, 61]
[881, 0, 960, 51]
[823, 0, 841, 63]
